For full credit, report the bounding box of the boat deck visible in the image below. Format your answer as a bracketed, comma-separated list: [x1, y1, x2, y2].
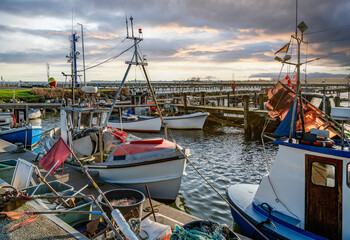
[0, 139, 250, 239]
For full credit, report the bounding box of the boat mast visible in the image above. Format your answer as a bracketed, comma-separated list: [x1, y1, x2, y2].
[77, 23, 86, 87]
[102, 17, 168, 139]
[288, 0, 307, 140]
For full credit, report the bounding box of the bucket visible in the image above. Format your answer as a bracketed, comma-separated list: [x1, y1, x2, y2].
[172, 220, 240, 240]
[97, 188, 145, 221]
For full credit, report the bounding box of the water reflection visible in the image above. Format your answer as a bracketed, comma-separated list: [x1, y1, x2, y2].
[38, 112, 278, 226]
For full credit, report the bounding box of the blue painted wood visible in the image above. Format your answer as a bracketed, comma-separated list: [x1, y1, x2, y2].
[0, 126, 42, 147]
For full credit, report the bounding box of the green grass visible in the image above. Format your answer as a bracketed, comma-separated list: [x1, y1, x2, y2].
[0, 89, 40, 103]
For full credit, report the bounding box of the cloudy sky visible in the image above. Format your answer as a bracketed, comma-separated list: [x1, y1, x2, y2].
[0, 0, 349, 83]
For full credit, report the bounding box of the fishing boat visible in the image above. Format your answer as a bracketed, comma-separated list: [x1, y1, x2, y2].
[44, 18, 190, 201]
[28, 109, 41, 120]
[123, 112, 209, 130]
[0, 109, 41, 121]
[226, 18, 349, 240]
[0, 109, 42, 147]
[0, 125, 42, 147]
[121, 93, 209, 130]
[108, 114, 161, 132]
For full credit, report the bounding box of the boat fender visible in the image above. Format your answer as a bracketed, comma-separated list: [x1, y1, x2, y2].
[312, 140, 334, 148]
[300, 139, 334, 148]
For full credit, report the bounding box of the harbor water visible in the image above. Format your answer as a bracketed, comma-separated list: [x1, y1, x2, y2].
[33, 111, 278, 227]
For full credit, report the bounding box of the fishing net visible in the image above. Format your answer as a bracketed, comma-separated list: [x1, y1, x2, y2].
[170, 221, 237, 240]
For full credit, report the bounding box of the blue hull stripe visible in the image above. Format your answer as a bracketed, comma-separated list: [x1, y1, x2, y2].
[275, 138, 350, 158]
[226, 193, 327, 240]
[252, 203, 326, 240]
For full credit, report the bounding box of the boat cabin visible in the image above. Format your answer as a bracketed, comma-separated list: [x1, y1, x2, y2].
[254, 107, 350, 239]
[60, 107, 110, 143]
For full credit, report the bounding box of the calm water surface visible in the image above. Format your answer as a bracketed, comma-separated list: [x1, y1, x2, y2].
[35, 111, 278, 227]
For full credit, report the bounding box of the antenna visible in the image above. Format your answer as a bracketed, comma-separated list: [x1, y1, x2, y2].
[130, 16, 134, 37]
[47, 63, 50, 79]
[125, 16, 129, 38]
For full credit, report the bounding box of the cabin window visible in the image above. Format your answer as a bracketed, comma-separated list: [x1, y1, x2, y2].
[311, 162, 335, 187]
[80, 112, 91, 129]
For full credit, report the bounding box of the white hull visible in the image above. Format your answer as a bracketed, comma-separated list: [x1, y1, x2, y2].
[29, 109, 41, 120]
[126, 112, 209, 130]
[163, 112, 209, 129]
[108, 117, 161, 132]
[87, 157, 186, 201]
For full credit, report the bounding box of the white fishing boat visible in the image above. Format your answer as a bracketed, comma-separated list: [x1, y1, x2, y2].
[28, 109, 41, 120]
[227, 17, 349, 240]
[108, 114, 161, 132]
[124, 112, 209, 130]
[44, 18, 190, 201]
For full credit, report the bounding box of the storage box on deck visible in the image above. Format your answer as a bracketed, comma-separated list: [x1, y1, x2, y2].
[22, 180, 74, 196]
[55, 190, 93, 225]
[140, 213, 183, 240]
[0, 160, 17, 184]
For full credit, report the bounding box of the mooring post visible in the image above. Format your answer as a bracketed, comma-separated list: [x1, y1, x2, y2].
[183, 93, 187, 114]
[335, 96, 341, 107]
[200, 92, 205, 105]
[254, 92, 257, 107]
[227, 92, 230, 107]
[259, 93, 265, 110]
[243, 95, 252, 137]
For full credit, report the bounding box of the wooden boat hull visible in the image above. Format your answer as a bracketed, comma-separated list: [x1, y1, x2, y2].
[0, 126, 42, 147]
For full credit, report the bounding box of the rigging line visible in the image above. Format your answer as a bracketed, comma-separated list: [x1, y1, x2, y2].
[305, 47, 350, 64]
[267, 175, 301, 225]
[261, 118, 271, 173]
[85, 37, 127, 68]
[307, 36, 350, 44]
[181, 151, 269, 240]
[304, 24, 350, 35]
[78, 41, 139, 72]
[304, 43, 308, 85]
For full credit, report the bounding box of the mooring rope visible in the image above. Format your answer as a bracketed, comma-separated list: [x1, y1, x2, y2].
[176, 147, 269, 240]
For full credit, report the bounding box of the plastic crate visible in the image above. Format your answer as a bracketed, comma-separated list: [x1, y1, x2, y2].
[0, 160, 17, 184]
[21, 181, 74, 196]
[55, 190, 93, 225]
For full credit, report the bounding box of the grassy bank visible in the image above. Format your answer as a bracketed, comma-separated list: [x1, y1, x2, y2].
[0, 89, 40, 103]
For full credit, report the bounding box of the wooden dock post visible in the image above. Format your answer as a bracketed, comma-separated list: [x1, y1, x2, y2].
[200, 92, 205, 105]
[243, 95, 252, 137]
[335, 96, 340, 107]
[227, 92, 230, 107]
[259, 94, 265, 110]
[183, 93, 187, 114]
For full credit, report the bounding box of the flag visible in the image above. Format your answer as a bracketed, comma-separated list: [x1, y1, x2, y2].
[283, 75, 290, 82]
[39, 137, 71, 175]
[293, 75, 298, 83]
[274, 43, 290, 55]
[67, 58, 72, 63]
[292, 84, 297, 91]
[287, 79, 292, 87]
